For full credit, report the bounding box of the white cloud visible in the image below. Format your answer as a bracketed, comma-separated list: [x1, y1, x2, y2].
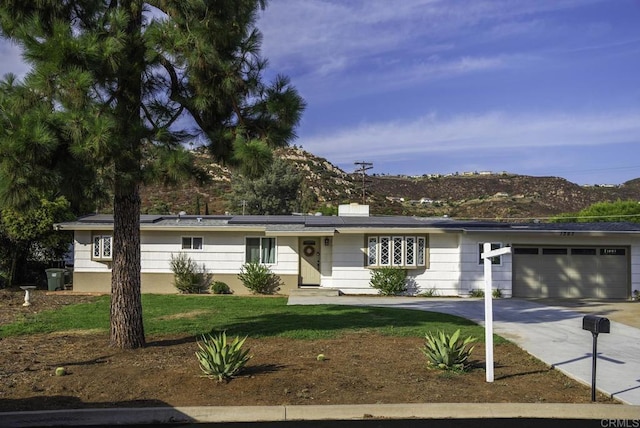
[301, 109, 640, 164]
[0, 42, 29, 79]
[257, 0, 602, 103]
[258, 0, 602, 71]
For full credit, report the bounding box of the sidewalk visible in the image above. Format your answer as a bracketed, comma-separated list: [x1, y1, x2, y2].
[2, 403, 639, 426]
[288, 296, 640, 406]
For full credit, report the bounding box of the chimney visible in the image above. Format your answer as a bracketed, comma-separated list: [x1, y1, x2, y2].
[338, 203, 369, 217]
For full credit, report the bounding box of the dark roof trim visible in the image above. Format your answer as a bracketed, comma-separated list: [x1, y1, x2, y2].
[63, 214, 640, 233]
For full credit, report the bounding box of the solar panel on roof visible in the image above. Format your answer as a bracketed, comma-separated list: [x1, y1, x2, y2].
[140, 215, 163, 223]
[228, 215, 306, 225]
[77, 214, 114, 223]
[305, 216, 344, 227]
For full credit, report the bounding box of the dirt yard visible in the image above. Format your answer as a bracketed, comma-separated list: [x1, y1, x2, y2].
[0, 289, 616, 412]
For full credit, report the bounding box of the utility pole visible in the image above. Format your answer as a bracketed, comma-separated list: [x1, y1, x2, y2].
[354, 161, 373, 204]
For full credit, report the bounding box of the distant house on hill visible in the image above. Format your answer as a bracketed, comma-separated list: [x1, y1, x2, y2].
[386, 196, 404, 203]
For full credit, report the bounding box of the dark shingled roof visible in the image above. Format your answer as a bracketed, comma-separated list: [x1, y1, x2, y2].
[62, 214, 640, 233]
[76, 214, 165, 224]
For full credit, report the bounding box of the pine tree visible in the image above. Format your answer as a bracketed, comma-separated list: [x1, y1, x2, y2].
[230, 158, 302, 215]
[0, 0, 305, 348]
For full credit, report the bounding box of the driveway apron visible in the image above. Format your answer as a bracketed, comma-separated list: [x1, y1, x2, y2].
[288, 296, 640, 405]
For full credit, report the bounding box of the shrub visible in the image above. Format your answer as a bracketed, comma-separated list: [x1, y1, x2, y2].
[369, 267, 407, 296]
[170, 253, 212, 294]
[195, 331, 252, 382]
[492, 288, 503, 298]
[418, 288, 439, 297]
[211, 281, 232, 295]
[420, 329, 477, 372]
[469, 289, 484, 298]
[238, 261, 281, 294]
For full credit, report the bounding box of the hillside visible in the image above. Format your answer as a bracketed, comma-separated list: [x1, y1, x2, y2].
[139, 147, 640, 220]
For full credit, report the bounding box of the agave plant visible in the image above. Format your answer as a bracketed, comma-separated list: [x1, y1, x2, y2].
[420, 329, 477, 372]
[196, 331, 252, 381]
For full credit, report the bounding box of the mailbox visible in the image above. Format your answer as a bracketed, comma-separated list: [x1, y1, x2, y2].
[582, 314, 611, 402]
[582, 315, 610, 334]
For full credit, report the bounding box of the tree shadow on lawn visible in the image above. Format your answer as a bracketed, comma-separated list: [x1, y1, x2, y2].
[218, 304, 480, 339]
[147, 335, 198, 347]
[140, 305, 480, 349]
[52, 355, 113, 368]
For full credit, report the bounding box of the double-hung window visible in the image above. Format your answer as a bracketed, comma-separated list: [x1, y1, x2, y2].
[92, 235, 112, 261]
[182, 236, 203, 250]
[367, 235, 427, 268]
[479, 243, 502, 265]
[245, 237, 276, 264]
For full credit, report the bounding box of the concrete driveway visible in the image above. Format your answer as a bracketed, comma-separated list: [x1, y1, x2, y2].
[530, 299, 640, 329]
[288, 296, 640, 406]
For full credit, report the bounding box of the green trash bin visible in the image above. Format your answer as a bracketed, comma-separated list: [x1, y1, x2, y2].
[45, 268, 66, 291]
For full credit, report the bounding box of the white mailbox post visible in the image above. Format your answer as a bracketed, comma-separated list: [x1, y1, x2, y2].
[481, 243, 511, 383]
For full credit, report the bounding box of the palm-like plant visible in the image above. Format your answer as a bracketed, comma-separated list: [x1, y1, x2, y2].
[196, 332, 252, 382]
[420, 329, 477, 372]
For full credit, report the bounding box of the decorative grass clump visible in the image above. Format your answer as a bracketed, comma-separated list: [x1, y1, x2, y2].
[196, 331, 252, 381]
[420, 329, 477, 372]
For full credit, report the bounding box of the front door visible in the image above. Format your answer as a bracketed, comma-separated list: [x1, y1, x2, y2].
[300, 238, 321, 285]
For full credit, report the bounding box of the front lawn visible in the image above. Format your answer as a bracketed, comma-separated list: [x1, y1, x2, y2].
[0, 294, 499, 342]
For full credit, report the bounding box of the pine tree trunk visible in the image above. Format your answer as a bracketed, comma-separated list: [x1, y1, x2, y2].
[109, 0, 146, 349]
[110, 182, 145, 349]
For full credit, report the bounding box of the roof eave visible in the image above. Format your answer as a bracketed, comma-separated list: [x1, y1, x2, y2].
[335, 227, 460, 234]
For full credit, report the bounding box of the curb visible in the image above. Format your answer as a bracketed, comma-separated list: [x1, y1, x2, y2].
[3, 403, 640, 427]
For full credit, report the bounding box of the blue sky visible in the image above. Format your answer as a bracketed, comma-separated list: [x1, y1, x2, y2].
[1, 0, 639, 185]
[256, 0, 640, 185]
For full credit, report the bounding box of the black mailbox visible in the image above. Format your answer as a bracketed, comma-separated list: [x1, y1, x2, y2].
[582, 315, 610, 334]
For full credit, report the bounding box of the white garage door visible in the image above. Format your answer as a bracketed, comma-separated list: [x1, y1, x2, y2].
[513, 246, 629, 298]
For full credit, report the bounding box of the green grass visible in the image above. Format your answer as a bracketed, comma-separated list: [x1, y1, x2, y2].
[0, 295, 504, 342]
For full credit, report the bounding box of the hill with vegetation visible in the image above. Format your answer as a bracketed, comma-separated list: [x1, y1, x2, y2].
[139, 147, 640, 220]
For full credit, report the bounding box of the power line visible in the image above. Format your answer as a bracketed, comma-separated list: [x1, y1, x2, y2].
[354, 161, 373, 204]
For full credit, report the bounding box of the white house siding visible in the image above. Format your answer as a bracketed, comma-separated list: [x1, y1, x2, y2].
[632, 244, 640, 296]
[327, 234, 370, 294]
[73, 230, 300, 293]
[320, 238, 334, 287]
[82, 230, 299, 276]
[418, 233, 463, 296]
[459, 234, 513, 297]
[324, 232, 464, 296]
[73, 231, 111, 272]
[270, 236, 299, 277]
[70, 223, 640, 297]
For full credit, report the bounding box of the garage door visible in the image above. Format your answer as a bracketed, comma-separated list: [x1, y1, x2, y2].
[512, 246, 629, 298]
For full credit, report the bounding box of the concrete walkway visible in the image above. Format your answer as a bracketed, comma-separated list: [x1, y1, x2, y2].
[3, 403, 639, 426]
[288, 296, 640, 406]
